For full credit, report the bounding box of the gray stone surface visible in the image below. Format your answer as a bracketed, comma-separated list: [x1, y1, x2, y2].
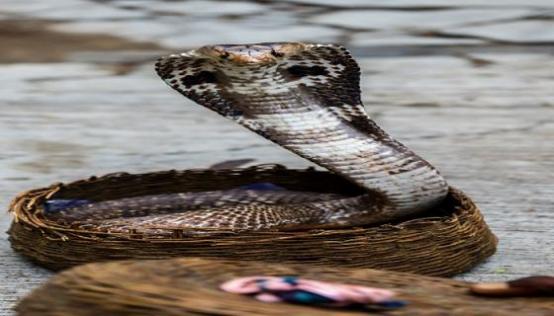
[447, 20, 554, 43]
[291, 0, 554, 8]
[310, 9, 536, 30]
[1, 1, 553, 315]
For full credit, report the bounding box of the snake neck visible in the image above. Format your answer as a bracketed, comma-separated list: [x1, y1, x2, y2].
[243, 107, 448, 215]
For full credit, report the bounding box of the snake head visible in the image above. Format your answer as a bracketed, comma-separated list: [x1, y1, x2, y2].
[197, 42, 307, 64]
[155, 42, 360, 121]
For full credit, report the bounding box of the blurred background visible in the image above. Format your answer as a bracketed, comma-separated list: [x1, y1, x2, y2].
[1, 0, 553, 314]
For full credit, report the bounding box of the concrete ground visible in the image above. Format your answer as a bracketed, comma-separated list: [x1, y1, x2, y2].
[1, 0, 553, 314]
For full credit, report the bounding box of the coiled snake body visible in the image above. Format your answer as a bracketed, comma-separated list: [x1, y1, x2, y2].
[47, 43, 448, 232]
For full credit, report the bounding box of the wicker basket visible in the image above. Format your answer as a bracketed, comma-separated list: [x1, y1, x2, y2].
[8, 165, 497, 276]
[16, 257, 552, 316]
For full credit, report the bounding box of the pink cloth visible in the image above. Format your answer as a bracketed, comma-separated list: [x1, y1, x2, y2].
[220, 276, 396, 306]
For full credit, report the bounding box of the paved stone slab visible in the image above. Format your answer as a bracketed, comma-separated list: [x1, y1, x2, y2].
[310, 9, 536, 30]
[291, 0, 554, 8]
[446, 20, 554, 43]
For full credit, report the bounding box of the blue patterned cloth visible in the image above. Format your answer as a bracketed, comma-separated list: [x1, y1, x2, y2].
[43, 199, 91, 213]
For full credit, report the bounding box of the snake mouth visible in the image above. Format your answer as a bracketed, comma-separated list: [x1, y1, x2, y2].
[197, 42, 307, 64]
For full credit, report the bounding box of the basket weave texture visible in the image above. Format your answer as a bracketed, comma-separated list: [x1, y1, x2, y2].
[9, 165, 497, 276]
[16, 257, 553, 316]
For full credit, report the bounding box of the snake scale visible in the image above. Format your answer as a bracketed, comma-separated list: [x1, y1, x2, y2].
[46, 42, 448, 232]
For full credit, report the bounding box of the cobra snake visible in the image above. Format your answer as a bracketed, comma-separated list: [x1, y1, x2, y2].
[46, 42, 448, 232]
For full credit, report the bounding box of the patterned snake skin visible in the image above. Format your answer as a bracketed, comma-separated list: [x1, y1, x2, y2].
[46, 42, 448, 232]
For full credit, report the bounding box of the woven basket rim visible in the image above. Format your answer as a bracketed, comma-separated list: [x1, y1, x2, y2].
[10, 165, 478, 239]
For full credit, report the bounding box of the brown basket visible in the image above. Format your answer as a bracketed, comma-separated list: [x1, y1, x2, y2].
[8, 165, 497, 276]
[16, 257, 553, 316]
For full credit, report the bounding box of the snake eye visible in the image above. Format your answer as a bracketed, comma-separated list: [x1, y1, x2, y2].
[220, 51, 230, 59]
[270, 49, 284, 58]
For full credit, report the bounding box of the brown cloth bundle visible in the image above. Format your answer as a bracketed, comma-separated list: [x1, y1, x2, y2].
[16, 258, 554, 316]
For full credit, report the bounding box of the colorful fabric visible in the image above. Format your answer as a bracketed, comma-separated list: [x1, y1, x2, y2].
[220, 276, 405, 310]
[43, 199, 91, 213]
[237, 182, 286, 191]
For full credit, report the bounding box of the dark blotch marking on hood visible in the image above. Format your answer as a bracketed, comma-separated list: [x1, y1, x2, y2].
[286, 65, 328, 80]
[181, 71, 218, 88]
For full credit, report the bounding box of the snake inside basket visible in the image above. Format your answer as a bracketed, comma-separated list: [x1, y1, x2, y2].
[44, 42, 453, 234]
